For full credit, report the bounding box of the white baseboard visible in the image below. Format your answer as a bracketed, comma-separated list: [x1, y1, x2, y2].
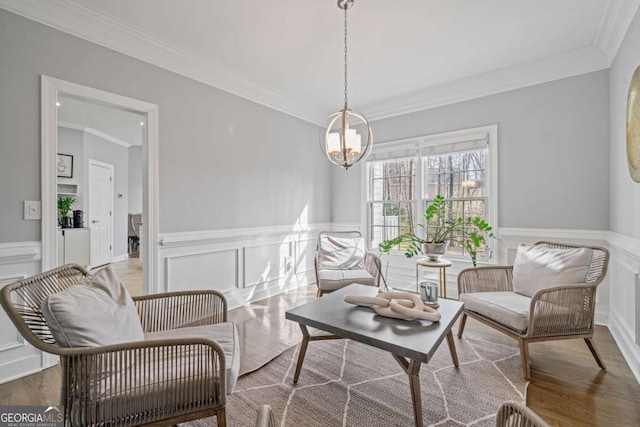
[609, 309, 640, 384]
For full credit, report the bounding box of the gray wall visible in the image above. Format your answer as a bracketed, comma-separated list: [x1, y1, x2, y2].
[128, 146, 143, 215]
[332, 71, 611, 230]
[609, 9, 640, 239]
[84, 133, 129, 259]
[0, 9, 330, 243]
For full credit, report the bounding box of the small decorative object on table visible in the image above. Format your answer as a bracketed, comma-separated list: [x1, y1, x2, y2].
[344, 291, 441, 322]
[419, 281, 439, 306]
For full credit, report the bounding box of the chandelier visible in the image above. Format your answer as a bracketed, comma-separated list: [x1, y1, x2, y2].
[320, 0, 372, 170]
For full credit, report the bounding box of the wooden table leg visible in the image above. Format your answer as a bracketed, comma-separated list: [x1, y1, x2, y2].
[441, 267, 447, 299]
[446, 330, 459, 367]
[408, 359, 423, 427]
[392, 354, 424, 427]
[293, 324, 310, 384]
[416, 263, 420, 293]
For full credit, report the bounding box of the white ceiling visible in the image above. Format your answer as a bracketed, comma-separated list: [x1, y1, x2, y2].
[2, 0, 639, 124]
[58, 96, 145, 146]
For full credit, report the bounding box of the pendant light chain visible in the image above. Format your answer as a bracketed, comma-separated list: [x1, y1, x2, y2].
[343, 5, 348, 110]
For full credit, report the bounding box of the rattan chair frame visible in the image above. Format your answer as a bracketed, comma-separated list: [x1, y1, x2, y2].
[457, 241, 609, 380]
[0, 264, 230, 426]
[495, 401, 550, 427]
[314, 230, 382, 297]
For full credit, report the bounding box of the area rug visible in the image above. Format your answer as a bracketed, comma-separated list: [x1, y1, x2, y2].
[187, 337, 527, 426]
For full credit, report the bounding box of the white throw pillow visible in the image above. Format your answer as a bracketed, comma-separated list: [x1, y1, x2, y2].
[318, 235, 366, 270]
[512, 244, 593, 297]
[41, 266, 144, 347]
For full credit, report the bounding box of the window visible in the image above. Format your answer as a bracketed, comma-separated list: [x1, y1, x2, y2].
[366, 126, 497, 262]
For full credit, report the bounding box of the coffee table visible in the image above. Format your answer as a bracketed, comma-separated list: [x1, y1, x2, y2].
[285, 284, 464, 427]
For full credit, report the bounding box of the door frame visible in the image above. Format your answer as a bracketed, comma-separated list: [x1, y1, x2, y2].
[41, 75, 159, 293]
[88, 159, 115, 268]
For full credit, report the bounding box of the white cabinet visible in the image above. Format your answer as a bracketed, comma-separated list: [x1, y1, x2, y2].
[57, 228, 90, 267]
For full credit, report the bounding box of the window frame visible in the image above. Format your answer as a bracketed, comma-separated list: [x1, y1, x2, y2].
[362, 125, 499, 264]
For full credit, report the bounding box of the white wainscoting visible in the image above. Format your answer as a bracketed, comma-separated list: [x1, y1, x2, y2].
[0, 241, 44, 384]
[157, 223, 355, 309]
[607, 231, 640, 383]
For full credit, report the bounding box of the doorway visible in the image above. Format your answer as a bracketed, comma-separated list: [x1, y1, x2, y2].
[41, 76, 159, 295]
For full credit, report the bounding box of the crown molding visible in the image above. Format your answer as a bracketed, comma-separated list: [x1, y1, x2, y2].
[0, 0, 324, 125]
[58, 121, 132, 147]
[361, 45, 610, 122]
[1, 0, 634, 125]
[594, 0, 640, 64]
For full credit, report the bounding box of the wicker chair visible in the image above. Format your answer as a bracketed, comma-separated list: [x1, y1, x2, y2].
[314, 231, 382, 297]
[457, 241, 609, 380]
[496, 401, 550, 427]
[0, 264, 231, 426]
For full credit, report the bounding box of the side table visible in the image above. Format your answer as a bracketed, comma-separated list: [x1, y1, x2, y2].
[416, 258, 452, 299]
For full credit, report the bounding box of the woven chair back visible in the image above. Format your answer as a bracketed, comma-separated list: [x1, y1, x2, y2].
[0, 263, 88, 354]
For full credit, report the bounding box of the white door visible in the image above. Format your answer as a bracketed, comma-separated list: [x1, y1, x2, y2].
[89, 160, 114, 267]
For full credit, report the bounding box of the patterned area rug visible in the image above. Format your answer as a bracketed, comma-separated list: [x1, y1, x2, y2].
[188, 337, 527, 426]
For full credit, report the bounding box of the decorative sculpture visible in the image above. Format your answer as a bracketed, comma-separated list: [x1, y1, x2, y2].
[344, 291, 441, 322]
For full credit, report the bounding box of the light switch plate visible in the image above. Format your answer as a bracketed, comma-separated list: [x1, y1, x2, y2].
[24, 200, 41, 220]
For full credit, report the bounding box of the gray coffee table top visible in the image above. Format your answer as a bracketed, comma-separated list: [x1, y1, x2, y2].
[285, 284, 464, 363]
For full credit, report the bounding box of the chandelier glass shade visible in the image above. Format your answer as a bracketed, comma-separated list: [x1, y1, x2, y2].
[321, 109, 372, 169]
[320, 0, 372, 170]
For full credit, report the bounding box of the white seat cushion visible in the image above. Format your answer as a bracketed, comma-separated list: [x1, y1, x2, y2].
[317, 269, 375, 291]
[145, 322, 240, 394]
[512, 244, 593, 297]
[460, 291, 531, 332]
[41, 266, 144, 347]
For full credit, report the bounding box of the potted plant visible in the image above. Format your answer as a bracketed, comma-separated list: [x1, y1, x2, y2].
[58, 196, 76, 228]
[378, 194, 494, 267]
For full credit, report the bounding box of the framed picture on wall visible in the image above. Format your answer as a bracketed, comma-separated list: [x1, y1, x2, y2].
[57, 153, 73, 178]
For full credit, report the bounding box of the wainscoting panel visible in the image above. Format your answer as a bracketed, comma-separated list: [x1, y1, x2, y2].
[0, 276, 26, 352]
[166, 249, 238, 294]
[294, 237, 317, 275]
[243, 242, 291, 288]
[607, 232, 640, 383]
[0, 242, 44, 384]
[157, 223, 336, 309]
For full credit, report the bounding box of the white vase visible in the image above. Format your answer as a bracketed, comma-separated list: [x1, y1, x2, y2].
[421, 242, 447, 262]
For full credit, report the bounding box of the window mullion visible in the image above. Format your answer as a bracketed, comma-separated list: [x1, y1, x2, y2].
[416, 150, 424, 241]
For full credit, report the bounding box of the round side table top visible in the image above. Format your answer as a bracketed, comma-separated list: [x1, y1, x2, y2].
[416, 258, 452, 267]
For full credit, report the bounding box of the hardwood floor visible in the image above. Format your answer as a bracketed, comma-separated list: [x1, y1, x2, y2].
[1, 270, 639, 426]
